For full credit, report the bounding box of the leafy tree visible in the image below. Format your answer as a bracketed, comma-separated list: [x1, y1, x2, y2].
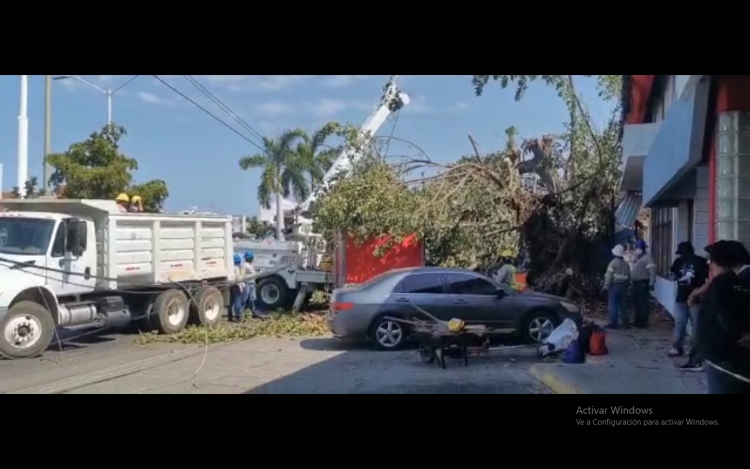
[130, 180, 169, 212]
[239, 129, 307, 207]
[245, 216, 274, 238]
[11, 177, 40, 199]
[294, 122, 340, 192]
[46, 123, 169, 211]
[316, 75, 625, 297]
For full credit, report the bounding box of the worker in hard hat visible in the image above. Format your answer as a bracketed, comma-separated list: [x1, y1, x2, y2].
[115, 193, 130, 213]
[242, 251, 261, 317]
[494, 250, 517, 289]
[129, 195, 144, 213]
[603, 244, 631, 329]
[230, 253, 246, 322]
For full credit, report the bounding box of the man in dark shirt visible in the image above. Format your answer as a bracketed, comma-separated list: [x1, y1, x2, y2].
[668, 242, 709, 367]
[697, 241, 750, 394]
[726, 240, 750, 283]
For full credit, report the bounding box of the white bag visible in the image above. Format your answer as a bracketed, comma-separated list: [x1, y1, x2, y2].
[538, 318, 579, 357]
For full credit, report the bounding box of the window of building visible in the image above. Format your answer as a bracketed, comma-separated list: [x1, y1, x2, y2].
[651, 207, 674, 277]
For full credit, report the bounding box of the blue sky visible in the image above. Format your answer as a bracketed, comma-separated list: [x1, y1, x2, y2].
[0, 75, 616, 215]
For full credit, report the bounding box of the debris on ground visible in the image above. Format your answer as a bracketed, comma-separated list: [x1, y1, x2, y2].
[135, 310, 330, 345]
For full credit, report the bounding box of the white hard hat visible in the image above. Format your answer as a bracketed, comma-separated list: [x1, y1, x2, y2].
[611, 244, 625, 257]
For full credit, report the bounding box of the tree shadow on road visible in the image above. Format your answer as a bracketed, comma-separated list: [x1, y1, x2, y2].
[242, 337, 552, 394]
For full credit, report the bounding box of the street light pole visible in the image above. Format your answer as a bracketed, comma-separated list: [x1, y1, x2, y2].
[17, 75, 29, 199]
[107, 91, 112, 125]
[52, 75, 139, 126]
[43, 75, 52, 196]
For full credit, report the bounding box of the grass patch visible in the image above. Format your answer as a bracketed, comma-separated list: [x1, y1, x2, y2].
[135, 310, 330, 346]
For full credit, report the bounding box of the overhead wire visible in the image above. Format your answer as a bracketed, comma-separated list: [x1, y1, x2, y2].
[151, 75, 267, 154]
[182, 75, 266, 143]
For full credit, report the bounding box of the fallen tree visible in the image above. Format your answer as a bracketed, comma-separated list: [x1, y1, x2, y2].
[314, 75, 624, 299]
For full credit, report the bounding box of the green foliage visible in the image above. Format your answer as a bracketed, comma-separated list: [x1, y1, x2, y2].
[316, 75, 625, 293]
[130, 179, 169, 212]
[239, 128, 309, 209]
[11, 177, 40, 198]
[45, 123, 170, 210]
[294, 122, 341, 191]
[136, 311, 329, 345]
[245, 216, 274, 237]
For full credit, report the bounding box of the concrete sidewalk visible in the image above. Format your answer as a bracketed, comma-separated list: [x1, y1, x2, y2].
[529, 326, 708, 394]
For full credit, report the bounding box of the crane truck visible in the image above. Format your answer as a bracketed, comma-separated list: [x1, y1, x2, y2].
[233, 76, 411, 311]
[0, 199, 236, 359]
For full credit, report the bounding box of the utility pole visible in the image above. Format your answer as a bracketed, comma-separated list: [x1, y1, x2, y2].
[43, 75, 52, 196]
[107, 91, 112, 125]
[17, 75, 29, 199]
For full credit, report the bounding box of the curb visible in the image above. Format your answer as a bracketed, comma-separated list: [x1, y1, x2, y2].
[529, 364, 581, 394]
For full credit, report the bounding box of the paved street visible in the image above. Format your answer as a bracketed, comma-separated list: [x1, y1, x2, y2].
[0, 329, 550, 394]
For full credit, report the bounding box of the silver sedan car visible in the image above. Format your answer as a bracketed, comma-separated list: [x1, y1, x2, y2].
[327, 266, 582, 350]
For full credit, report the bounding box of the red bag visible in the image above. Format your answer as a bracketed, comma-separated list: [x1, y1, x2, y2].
[589, 327, 608, 355]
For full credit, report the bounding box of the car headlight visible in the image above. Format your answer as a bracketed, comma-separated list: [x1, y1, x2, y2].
[560, 301, 579, 313]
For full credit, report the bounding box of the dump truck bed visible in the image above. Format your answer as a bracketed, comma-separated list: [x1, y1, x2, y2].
[0, 199, 235, 289]
[109, 214, 234, 287]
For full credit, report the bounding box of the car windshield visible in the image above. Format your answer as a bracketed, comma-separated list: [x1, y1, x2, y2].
[0, 217, 55, 256]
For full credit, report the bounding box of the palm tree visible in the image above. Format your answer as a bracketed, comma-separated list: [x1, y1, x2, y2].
[294, 122, 340, 193]
[239, 129, 307, 239]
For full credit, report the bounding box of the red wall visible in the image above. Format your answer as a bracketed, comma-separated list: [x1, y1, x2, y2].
[341, 234, 424, 284]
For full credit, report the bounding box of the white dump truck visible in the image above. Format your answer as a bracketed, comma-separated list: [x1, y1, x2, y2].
[0, 199, 235, 359]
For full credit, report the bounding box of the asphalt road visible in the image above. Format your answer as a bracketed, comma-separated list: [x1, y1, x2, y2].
[0, 328, 550, 394]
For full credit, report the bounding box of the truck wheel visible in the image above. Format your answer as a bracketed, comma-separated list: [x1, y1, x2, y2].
[0, 301, 55, 359]
[189, 286, 224, 326]
[257, 276, 289, 311]
[153, 289, 190, 334]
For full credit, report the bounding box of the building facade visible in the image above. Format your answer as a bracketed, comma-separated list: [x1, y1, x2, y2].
[621, 75, 750, 315]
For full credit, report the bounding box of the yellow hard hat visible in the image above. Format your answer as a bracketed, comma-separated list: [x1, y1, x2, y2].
[448, 318, 465, 333]
[501, 250, 515, 258]
[131, 195, 142, 202]
[115, 193, 129, 202]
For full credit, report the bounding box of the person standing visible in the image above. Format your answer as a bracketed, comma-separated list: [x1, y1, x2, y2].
[115, 193, 130, 213]
[129, 195, 144, 213]
[668, 241, 709, 364]
[231, 253, 247, 322]
[695, 241, 750, 393]
[603, 244, 631, 329]
[494, 250, 517, 289]
[242, 251, 260, 318]
[630, 239, 656, 329]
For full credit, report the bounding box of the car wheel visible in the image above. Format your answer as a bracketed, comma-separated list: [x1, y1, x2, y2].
[521, 309, 558, 343]
[369, 316, 406, 350]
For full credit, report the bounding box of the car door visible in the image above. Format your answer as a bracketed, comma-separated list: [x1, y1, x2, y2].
[445, 272, 513, 328]
[390, 272, 452, 321]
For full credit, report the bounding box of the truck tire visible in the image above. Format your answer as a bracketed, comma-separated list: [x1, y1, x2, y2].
[189, 286, 224, 326]
[0, 300, 56, 359]
[257, 276, 289, 311]
[153, 289, 190, 334]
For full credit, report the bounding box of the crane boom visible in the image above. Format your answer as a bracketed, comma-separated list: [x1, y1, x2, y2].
[299, 76, 409, 217]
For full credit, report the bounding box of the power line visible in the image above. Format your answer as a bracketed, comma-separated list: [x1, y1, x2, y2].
[183, 75, 266, 143]
[151, 75, 266, 153]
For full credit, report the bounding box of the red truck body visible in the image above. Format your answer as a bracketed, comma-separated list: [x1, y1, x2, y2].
[333, 234, 424, 286]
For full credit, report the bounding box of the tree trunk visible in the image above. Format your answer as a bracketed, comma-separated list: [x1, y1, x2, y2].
[275, 191, 284, 240]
